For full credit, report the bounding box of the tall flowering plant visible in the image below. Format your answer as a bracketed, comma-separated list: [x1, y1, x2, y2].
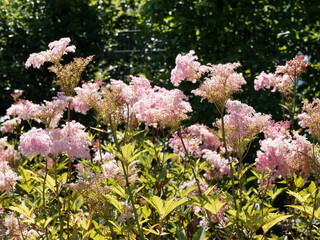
[0, 38, 319, 240]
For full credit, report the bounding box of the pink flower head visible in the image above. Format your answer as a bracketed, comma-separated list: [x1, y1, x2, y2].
[132, 87, 192, 128]
[73, 79, 103, 111]
[35, 92, 71, 129]
[171, 50, 201, 86]
[263, 120, 291, 139]
[25, 37, 76, 68]
[1, 117, 21, 133]
[6, 99, 38, 120]
[93, 151, 115, 164]
[70, 97, 91, 115]
[51, 121, 91, 160]
[6, 93, 71, 129]
[192, 63, 246, 110]
[276, 55, 310, 78]
[255, 131, 312, 181]
[20, 128, 52, 158]
[254, 55, 310, 97]
[202, 149, 230, 180]
[254, 72, 292, 96]
[298, 98, 320, 141]
[0, 161, 21, 192]
[169, 124, 221, 157]
[214, 100, 271, 156]
[0, 141, 21, 169]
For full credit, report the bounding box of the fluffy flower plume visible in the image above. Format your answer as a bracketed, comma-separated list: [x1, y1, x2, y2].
[298, 98, 320, 141]
[72, 79, 104, 114]
[51, 121, 91, 160]
[254, 55, 310, 96]
[202, 150, 230, 180]
[1, 117, 21, 133]
[255, 131, 313, 181]
[20, 128, 53, 158]
[0, 137, 20, 169]
[276, 55, 310, 78]
[254, 72, 292, 96]
[102, 160, 139, 184]
[25, 37, 76, 68]
[132, 87, 192, 128]
[74, 76, 192, 128]
[192, 63, 246, 110]
[214, 100, 271, 156]
[20, 121, 90, 160]
[0, 161, 21, 192]
[93, 151, 115, 164]
[170, 50, 201, 86]
[169, 124, 221, 157]
[7, 92, 71, 129]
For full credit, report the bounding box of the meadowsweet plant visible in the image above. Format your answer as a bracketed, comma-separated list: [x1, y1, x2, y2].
[1, 38, 319, 240]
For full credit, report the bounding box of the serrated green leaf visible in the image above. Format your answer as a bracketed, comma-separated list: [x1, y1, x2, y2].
[9, 204, 33, 218]
[193, 195, 225, 215]
[110, 184, 126, 198]
[287, 190, 309, 203]
[262, 213, 292, 234]
[143, 195, 188, 220]
[286, 204, 313, 216]
[104, 194, 124, 213]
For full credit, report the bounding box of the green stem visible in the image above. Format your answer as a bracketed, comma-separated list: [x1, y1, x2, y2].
[109, 115, 144, 240]
[54, 158, 63, 239]
[177, 129, 221, 240]
[43, 158, 49, 239]
[220, 110, 241, 239]
[309, 139, 319, 239]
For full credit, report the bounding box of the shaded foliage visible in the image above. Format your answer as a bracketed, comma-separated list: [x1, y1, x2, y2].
[1, 0, 319, 123]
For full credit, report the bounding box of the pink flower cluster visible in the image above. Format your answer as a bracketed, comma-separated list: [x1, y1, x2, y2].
[276, 55, 310, 78]
[202, 149, 230, 180]
[132, 87, 192, 128]
[254, 55, 310, 96]
[0, 137, 20, 169]
[191, 63, 246, 110]
[256, 122, 313, 181]
[3, 212, 42, 239]
[169, 124, 221, 157]
[214, 100, 271, 156]
[20, 121, 91, 160]
[298, 98, 320, 141]
[74, 76, 192, 128]
[93, 150, 116, 164]
[0, 161, 21, 192]
[1, 117, 21, 133]
[25, 37, 76, 68]
[7, 92, 71, 129]
[170, 50, 201, 86]
[101, 160, 138, 184]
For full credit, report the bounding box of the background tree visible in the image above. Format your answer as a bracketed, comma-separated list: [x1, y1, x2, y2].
[1, 0, 319, 124]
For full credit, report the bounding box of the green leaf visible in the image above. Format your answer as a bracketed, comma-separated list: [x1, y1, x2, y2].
[262, 213, 292, 234]
[143, 195, 188, 220]
[286, 204, 313, 217]
[9, 204, 33, 218]
[287, 190, 310, 203]
[193, 195, 225, 215]
[193, 227, 206, 240]
[104, 194, 124, 213]
[176, 225, 187, 240]
[279, 104, 289, 111]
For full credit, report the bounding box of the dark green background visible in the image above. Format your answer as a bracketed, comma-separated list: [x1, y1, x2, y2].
[1, 0, 319, 124]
